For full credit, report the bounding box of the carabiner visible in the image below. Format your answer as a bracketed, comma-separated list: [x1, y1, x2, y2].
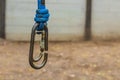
[29, 23, 48, 69]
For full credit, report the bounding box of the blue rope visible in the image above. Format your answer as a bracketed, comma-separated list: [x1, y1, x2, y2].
[34, 0, 50, 31]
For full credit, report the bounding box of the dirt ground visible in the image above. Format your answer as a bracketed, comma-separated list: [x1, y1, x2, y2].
[0, 39, 120, 80]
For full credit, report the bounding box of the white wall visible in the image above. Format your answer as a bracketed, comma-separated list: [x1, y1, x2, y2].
[92, 0, 120, 40]
[6, 0, 86, 41]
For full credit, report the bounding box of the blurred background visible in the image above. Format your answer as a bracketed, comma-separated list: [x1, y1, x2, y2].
[0, 0, 120, 80]
[0, 0, 120, 41]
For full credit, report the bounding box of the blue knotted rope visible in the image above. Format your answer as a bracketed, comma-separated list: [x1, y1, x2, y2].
[34, 0, 50, 31]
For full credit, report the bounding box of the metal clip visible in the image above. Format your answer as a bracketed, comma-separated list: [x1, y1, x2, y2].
[29, 23, 48, 69]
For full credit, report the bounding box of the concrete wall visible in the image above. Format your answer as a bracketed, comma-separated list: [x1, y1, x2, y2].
[6, 0, 86, 41]
[6, 0, 120, 41]
[92, 0, 120, 40]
